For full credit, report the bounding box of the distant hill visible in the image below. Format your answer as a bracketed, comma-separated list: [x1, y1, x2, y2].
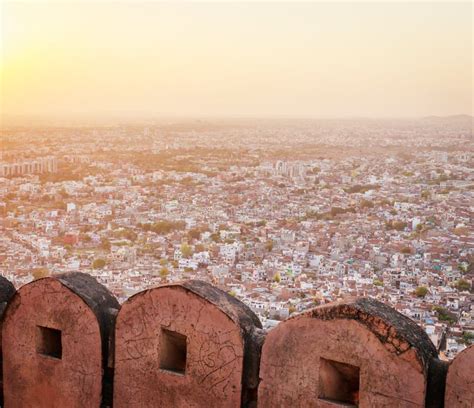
[422, 114, 473, 124]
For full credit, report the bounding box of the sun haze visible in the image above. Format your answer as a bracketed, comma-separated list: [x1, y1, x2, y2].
[1, 1, 472, 123]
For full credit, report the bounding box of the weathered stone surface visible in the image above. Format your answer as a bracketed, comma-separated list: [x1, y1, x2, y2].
[1, 275, 469, 407]
[0, 276, 15, 318]
[2, 272, 118, 408]
[259, 298, 438, 408]
[0, 276, 16, 405]
[445, 344, 474, 407]
[114, 280, 262, 408]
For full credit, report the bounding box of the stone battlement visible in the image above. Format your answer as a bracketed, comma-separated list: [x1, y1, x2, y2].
[0, 273, 472, 408]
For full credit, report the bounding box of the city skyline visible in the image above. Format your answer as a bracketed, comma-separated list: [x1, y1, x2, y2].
[0, 2, 473, 405]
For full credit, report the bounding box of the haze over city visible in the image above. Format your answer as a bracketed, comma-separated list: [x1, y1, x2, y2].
[0, 2, 473, 407]
[1, 1, 472, 124]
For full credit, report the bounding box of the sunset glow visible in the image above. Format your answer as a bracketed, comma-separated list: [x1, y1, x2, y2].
[1, 1, 472, 123]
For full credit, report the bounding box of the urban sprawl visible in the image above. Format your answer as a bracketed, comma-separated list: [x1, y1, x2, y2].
[1, 117, 473, 360]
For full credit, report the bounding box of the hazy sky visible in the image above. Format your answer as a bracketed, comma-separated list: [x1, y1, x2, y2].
[1, 1, 472, 122]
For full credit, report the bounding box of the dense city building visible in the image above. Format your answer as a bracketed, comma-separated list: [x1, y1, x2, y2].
[0, 118, 473, 361]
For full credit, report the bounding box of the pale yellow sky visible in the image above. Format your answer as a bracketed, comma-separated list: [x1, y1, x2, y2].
[1, 1, 472, 122]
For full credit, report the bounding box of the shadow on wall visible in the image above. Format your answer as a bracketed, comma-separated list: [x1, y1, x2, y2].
[0, 272, 471, 408]
[0, 276, 16, 406]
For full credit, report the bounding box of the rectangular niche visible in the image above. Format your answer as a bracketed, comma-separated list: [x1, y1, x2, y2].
[159, 327, 187, 375]
[36, 326, 62, 359]
[318, 357, 360, 407]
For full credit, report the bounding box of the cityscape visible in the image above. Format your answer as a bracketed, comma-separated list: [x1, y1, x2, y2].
[1, 116, 472, 360]
[1, 1, 473, 405]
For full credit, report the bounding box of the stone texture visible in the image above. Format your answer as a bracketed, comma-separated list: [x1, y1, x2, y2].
[259, 298, 438, 408]
[0, 276, 468, 407]
[2, 272, 118, 408]
[0, 276, 16, 405]
[114, 280, 262, 408]
[0, 276, 16, 318]
[445, 344, 474, 407]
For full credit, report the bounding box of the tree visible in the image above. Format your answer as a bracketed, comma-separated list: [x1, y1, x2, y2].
[180, 243, 193, 258]
[195, 244, 206, 253]
[32, 267, 49, 280]
[393, 221, 407, 231]
[81, 234, 92, 243]
[57, 201, 68, 211]
[360, 199, 374, 209]
[401, 246, 412, 255]
[93, 258, 106, 269]
[121, 229, 137, 242]
[468, 254, 474, 274]
[187, 228, 201, 240]
[139, 220, 186, 235]
[460, 332, 474, 346]
[433, 306, 457, 324]
[454, 226, 469, 236]
[455, 279, 471, 292]
[312, 296, 322, 306]
[265, 240, 274, 252]
[273, 272, 281, 283]
[101, 238, 111, 252]
[330, 206, 355, 216]
[458, 263, 468, 274]
[160, 267, 169, 278]
[415, 286, 428, 298]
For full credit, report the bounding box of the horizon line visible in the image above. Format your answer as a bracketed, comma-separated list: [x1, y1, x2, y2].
[1, 113, 473, 128]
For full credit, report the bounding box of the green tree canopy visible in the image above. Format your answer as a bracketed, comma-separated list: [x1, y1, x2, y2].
[93, 258, 106, 269]
[180, 243, 193, 258]
[415, 286, 428, 298]
[160, 267, 169, 278]
[433, 306, 457, 324]
[32, 267, 50, 280]
[455, 279, 471, 292]
[187, 228, 201, 240]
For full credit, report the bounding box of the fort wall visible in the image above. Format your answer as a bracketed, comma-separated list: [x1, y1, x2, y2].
[0, 273, 470, 407]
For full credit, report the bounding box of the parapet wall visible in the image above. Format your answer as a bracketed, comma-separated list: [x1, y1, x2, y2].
[0, 273, 471, 408]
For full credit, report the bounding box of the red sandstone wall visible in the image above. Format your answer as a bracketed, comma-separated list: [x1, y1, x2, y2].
[259, 299, 439, 408]
[260, 318, 426, 407]
[114, 283, 256, 407]
[445, 345, 474, 407]
[0, 274, 466, 408]
[3, 278, 103, 407]
[1, 273, 119, 408]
